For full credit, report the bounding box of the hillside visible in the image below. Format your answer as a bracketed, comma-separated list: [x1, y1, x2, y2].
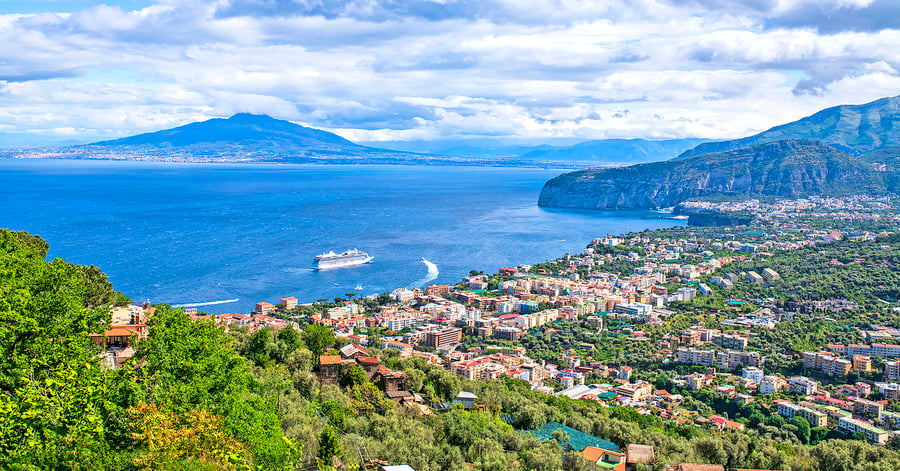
[678, 95, 900, 159]
[538, 139, 886, 209]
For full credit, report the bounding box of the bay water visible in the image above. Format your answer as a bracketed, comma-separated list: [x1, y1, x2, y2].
[0, 159, 685, 313]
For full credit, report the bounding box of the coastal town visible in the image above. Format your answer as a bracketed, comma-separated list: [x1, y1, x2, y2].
[81, 194, 900, 470]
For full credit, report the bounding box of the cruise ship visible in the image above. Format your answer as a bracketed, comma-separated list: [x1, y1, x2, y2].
[313, 249, 373, 270]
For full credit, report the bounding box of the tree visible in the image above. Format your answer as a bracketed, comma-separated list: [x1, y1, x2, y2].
[789, 416, 811, 444]
[0, 229, 114, 467]
[318, 428, 341, 464]
[277, 327, 302, 353]
[521, 441, 562, 471]
[304, 323, 335, 358]
[340, 364, 368, 388]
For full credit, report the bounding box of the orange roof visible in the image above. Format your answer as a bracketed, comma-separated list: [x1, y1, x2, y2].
[583, 446, 606, 463]
[319, 355, 341, 365]
[357, 356, 380, 364]
[90, 326, 141, 337]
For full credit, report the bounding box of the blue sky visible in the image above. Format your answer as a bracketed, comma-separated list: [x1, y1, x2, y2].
[0, 0, 899, 148]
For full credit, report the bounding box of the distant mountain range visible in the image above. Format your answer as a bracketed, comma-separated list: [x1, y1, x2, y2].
[540, 94, 900, 210]
[1, 113, 706, 167]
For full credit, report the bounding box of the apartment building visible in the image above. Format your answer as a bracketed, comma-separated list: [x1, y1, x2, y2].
[424, 327, 462, 347]
[789, 376, 818, 395]
[837, 416, 889, 444]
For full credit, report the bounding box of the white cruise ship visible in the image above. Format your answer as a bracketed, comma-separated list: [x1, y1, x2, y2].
[313, 249, 373, 270]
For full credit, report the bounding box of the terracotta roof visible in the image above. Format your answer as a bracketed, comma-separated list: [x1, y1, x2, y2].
[319, 355, 341, 365]
[357, 356, 379, 364]
[583, 446, 607, 463]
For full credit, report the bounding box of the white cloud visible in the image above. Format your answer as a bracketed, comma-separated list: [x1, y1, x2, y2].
[0, 1, 897, 146]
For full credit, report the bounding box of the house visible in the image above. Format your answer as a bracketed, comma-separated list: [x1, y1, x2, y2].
[318, 355, 342, 385]
[375, 365, 408, 392]
[339, 343, 368, 360]
[453, 391, 478, 410]
[356, 356, 381, 380]
[583, 446, 625, 471]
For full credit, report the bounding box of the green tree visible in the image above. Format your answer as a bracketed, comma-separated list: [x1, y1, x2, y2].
[277, 327, 302, 353]
[318, 428, 341, 464]
[304, 323, 335, 358]
[340, 364, 368, 388]
[789, 416, 811, 444]
[0, 229, 114, 467]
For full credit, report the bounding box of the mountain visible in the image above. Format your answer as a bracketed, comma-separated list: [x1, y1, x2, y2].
[538, 139, 886, 210]
[678, 95, 900, 159]
[95, 113, 361, 150]
[517, 138, 708, 164]
[75, 113, 384, 162]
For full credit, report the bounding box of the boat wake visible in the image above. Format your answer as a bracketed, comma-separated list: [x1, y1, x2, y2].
[174, 298, 239, 308]
[409, 258, 439, 288]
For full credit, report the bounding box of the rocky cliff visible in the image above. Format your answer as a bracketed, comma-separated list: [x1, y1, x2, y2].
[538, 139, 886, 209]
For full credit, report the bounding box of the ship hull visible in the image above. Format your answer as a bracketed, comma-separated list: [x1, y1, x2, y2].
[314, 255, 373, 270]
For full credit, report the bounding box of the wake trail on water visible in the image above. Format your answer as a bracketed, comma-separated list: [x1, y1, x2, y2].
[174, 298, 239, 308]
[409, 258, 439, 288]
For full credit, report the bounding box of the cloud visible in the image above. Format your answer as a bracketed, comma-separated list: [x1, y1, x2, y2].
[0, 0, 898, 146]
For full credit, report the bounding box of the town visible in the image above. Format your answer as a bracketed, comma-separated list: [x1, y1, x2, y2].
[82, 194, 900, 470]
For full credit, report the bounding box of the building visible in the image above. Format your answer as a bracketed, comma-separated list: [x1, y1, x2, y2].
[453, 391, 478, 410]
[255, 301, 275, 315]
[848, 343, 900, 359]
[493, 326, 522, 341]
[853, 398, 884, 417]
[837, 416, 889, 444]
[746, 271, 764, 284]
[742, 367, 764, 383]
[681, 329, 702, 346]
[279, 297, 298, 309]
[426, 284, 451, 296]
[711, 333, 748, 351]
[886, 361, 900, 381]
[762, 268, 781, 280]
[317, 355, 342, 385]
[677, 287, 697, 301]
[802, 351, 850, 376]
[759, 376, 782, 395]
[583, 446, 626, 471]
[424, 327, 462, 348]
[789, 376, 818, 395]
[853, 355, 872, 373]
[883, 383, 900, 401]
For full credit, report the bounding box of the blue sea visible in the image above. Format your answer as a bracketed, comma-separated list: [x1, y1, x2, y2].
[0, 159, 685, 313]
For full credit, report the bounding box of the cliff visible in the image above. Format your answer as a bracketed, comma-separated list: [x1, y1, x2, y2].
[538, 139, 886, 210]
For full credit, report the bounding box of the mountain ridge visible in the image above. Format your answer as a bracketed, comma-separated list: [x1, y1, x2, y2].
[678, 95, 900, 159]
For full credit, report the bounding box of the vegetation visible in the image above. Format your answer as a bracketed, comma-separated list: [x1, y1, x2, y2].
[5, 228, 900, 470]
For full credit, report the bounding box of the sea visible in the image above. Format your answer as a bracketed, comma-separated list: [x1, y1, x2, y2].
[0, 159, 686, 314]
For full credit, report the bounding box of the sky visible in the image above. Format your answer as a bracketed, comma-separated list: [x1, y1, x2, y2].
[0, 0, 899, 149]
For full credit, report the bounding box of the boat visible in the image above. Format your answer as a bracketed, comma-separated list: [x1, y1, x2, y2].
[313, 249, 373, 270]
[354, 285, 363, 291]
[671, 215, 689, 220]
